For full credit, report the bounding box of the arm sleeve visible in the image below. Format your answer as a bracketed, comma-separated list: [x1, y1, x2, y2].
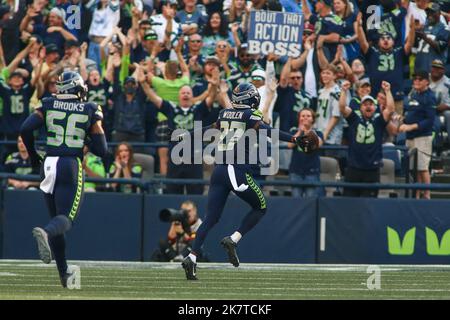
[89, 133, 108, 158]
[257, 122, 295, 143]
[20, 112, 44, 156]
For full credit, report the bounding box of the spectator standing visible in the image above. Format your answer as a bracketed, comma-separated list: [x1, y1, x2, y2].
[302, 0, 343, 61]
[149, 0, 182, 61]
[429, 59, 450, 143]
[0, 2, 26, 65]
[110, 68, 149, 143]
[227, 44, 264, 89]
[291, 23, 319, 108]
[366, 0, 407, 47]
[138, 64, 218, 194]
[288, 108, 324, 198]
[184, 33, 205, 83]
[99, 26, 130, 83]
[21, 7, 78, 58]
[176, 0, 208, 36]
[355, 12, 415, 115]
[276, 57, 312, 132]
[399, 70, 437, 199]
[413, 3, 450, 73]
[87, 0, 120, 70]
[333, 0, 359, 62]
[147, 39, 190, 103]
[201, 12, 229, 57]
[339, 80, 395, 197]
[0, 67, 39, 141]
[314, 64, 343, 145]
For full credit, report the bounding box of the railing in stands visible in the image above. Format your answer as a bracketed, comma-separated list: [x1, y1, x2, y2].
[0, 142, 420, 197]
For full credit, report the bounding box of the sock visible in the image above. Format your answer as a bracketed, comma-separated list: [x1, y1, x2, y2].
[44, 215, 72, 238]
[238, 208, 266, 236]
[49, 234, 68, 278]
[188, 253, 197, 263]
[230, 232, 242, 244]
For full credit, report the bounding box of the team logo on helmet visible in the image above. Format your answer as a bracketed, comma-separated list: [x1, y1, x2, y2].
[56, 71, 88, 100]
[231, 83, 261, 109]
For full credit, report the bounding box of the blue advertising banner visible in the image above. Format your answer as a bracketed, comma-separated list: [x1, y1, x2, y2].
[318, 198, 450, 264]
[143, 195, 317, 263]
[247, 10, 304, 58]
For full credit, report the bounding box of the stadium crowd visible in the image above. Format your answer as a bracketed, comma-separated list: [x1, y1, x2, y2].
[0, 0, 449, 199]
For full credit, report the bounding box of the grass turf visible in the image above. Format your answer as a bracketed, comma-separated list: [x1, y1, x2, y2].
[0, 260, 450, 300]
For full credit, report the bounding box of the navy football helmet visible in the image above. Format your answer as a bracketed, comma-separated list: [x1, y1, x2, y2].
[231, 83, 261, 109]
[56, 71, 88, 100]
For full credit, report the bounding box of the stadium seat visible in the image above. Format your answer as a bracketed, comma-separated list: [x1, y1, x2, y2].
[134, 153, 155, 181]
[379, 158, 396, 198]
[320, 156, 341, 197]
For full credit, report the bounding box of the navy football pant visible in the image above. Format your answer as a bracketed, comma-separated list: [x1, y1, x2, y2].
[42, 157, 84, 277]
[192, 165, 267, 255]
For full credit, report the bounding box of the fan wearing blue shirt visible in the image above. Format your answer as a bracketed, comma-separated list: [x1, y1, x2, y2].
[302, 0, 344, 61]
[399, 70, 437, 199]
[339, 80, 395, 198]
[355, 12, 416, 116]
[288, 108, 324, 198]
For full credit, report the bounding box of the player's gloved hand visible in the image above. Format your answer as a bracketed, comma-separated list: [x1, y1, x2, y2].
[29, 152, 44, 168]
[295, 131, 320, 154]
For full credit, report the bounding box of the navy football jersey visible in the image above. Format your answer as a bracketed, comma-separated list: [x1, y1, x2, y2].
[215, 107, 264, 171]
[38, 97, 103, 158]
[365, 46, 404, 100]
[346, 110, 387, 170]
[0, 82, 34, 136]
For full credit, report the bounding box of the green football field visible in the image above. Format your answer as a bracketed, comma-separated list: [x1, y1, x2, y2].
[0, 260, 450, 300]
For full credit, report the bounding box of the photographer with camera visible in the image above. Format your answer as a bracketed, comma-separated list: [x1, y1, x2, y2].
[151, 200, 206, 262]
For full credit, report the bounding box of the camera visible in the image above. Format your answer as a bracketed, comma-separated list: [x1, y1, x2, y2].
[159, 208, 191, 234]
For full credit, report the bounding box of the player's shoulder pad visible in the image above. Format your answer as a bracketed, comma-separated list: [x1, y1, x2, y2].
[250, 109, 263, 121]
[41, 96, 54, 107]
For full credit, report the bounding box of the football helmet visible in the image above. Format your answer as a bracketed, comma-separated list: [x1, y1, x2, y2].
[231, 82, 261, 109]
[56, 71, 88, 100]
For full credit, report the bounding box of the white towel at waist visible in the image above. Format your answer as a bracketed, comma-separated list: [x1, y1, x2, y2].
[40, 157, 59, 194]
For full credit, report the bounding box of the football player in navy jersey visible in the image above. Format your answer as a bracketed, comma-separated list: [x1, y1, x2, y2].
[180, 83, 315, 280]
[20, 71, 108, 288]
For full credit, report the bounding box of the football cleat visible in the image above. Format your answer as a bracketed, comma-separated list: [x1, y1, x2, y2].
[61, 265, 81, 289]
[221, 236, 240, 267]
[181, 256, 198, 280]
[32, 227, 52, 264]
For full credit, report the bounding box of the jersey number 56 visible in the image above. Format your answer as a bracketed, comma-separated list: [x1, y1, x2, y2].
[46, 110, 89, 148]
